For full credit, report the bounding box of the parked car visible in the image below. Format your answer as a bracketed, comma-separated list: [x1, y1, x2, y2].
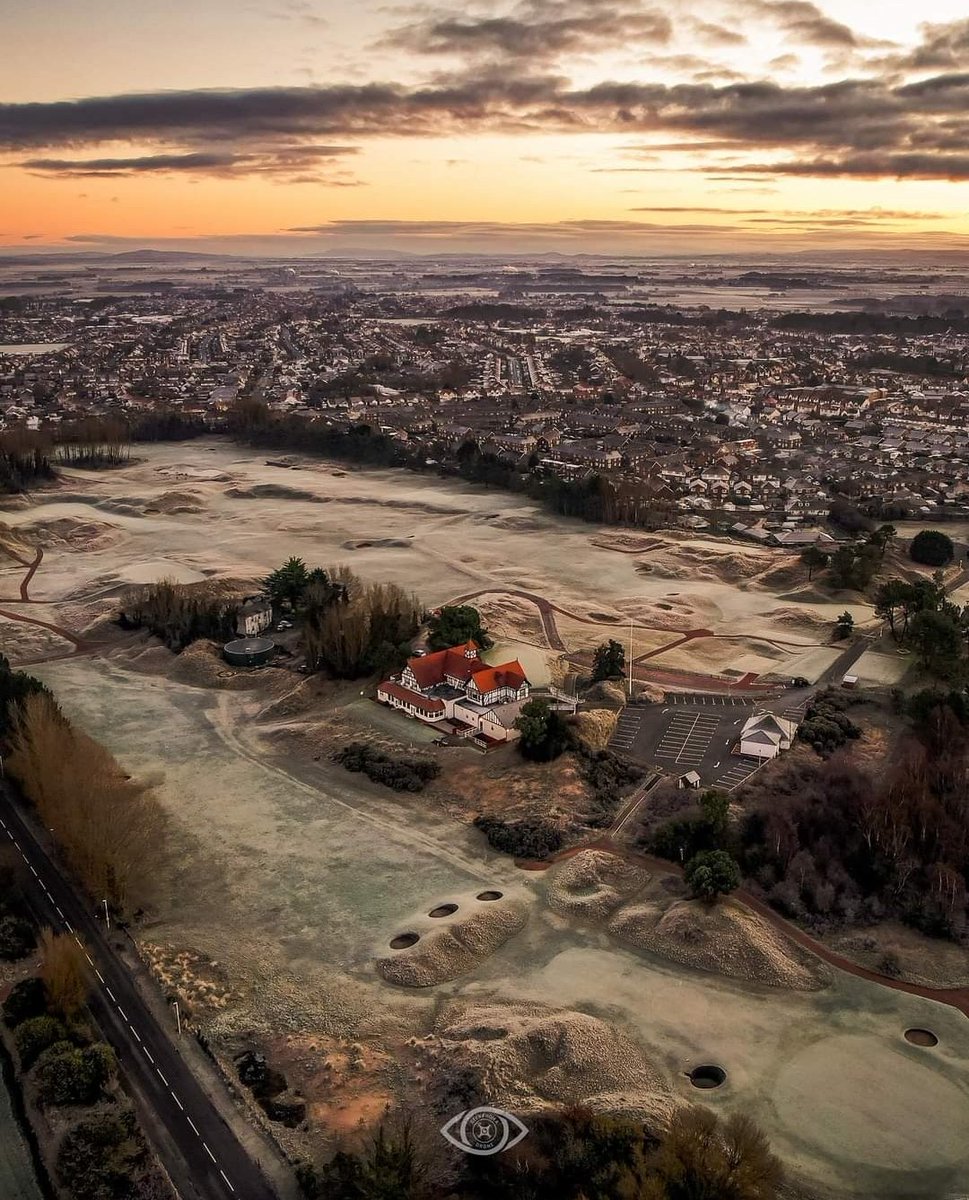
[790, 676, 810, 688]
[278, 620, 293, 630]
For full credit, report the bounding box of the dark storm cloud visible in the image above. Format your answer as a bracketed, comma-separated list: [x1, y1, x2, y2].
[379, 0, 673, 62]
[4, 69, 969, 178]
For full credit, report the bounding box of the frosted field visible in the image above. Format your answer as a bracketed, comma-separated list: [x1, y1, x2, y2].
[5, 442, 967, 1197]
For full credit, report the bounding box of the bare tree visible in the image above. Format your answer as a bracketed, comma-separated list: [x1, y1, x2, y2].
[39, 928, 89, 1018]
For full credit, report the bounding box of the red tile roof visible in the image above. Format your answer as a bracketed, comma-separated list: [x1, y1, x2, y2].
[469, 660, 528, 694]
[377, 680, 445, 715]
[405, 640, 481, 688]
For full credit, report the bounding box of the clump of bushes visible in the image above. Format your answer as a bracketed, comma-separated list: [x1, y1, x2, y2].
[36, 1043, 116, 1107]
[56, 1107, 152, 1200]
[13, 1014, 71, 1069]
[797, 689, 862, 755]
[2, 977, 47, 1027]
[0, 914, 35, 961]
[474, 814, 564, 860]
[578, 748, 643, 828]
[334, 742, 440, 792]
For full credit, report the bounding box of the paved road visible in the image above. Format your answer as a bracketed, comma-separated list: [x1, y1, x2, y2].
[0, 790, 278, 1200]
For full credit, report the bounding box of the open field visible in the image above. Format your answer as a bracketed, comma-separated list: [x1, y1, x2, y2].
[3, 443, 969, 1196]
[0, 439, 874, 683]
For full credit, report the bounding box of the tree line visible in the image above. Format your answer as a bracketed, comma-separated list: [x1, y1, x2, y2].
[0, 430, 56, 494]
[118, 579, 240, 652]
[5, 689, 165, 915]
[297, 1103, 783, 1200]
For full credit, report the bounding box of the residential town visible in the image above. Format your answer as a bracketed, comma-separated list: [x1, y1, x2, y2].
[3, 254, 969, 537]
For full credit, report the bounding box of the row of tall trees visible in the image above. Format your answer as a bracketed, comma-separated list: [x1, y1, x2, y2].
[300, 566, 421, 679]
[738, 695, 969, 939]
[0, 430, 55, 493]
[6, 692, 165, 913]
[54, 418, 131, 468]
[118, 579, 240, 651]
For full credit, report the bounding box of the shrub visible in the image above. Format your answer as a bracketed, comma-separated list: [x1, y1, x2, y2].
[515, 698, 570, 762]
[474, 814, 564, 860]
[0, 914, 36, 961]
[36, 1042, 115, 1107]
[2, 977, 47, 1027]
[579, 748, 643, 828]
[56, 1107, 148, 1200]
[334, 742, 440, 792]
[910, 529, 954, 567]
[685, 850, 742, 901]
[14, 1014, 70, 1069]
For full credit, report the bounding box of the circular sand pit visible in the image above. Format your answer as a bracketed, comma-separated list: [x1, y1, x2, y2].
[477, 891, 503, 901]
[689, 1065, 726, 1090]
[904, 1028, 939, 1048]
[389, 932, 420, 950]
[429, 903, 459, 918]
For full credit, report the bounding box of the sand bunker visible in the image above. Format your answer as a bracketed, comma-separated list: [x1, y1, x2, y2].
[225, 484, 323, 503]
[376, 893, 530, 986]
[157, 464, 231, 482]
[144, 489, 206, 514]
[609, 898, 831, 991]
[545, 853, 829, 991]
[428, 1001, 673, 1121]
[341, 538, 412, 550]
[547, 851, 650, 921]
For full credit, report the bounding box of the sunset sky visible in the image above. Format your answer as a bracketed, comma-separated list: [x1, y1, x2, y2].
[3, 0, 969, 255]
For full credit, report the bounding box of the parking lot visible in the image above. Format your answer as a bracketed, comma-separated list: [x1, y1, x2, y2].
[665, 693, 752, 708]
[713, 756, 763, 792]
[609, 696, 763, 788]
[654, 710, 723, 769]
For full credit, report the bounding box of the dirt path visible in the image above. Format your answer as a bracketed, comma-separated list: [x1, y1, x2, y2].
[447, 586, 708, 655]
[0, 546, 105, 662]
[0, 545, 43, 602]
[447, 586, 811, 695]
[524, 838, 969, 1019]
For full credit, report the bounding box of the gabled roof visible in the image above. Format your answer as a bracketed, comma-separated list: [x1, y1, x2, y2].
[469, 660, 528, 694]
[742, 712, 797, 741]
[405, 641, 482, 689]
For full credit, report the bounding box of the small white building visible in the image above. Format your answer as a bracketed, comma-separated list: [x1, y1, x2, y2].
[236, 596, 273, 638]
[739, 712, 798, 760]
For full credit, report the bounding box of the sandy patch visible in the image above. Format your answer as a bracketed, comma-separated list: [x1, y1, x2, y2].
[609, 898, 832, 992]
[376, 891, 531, 987]
[546, 851, 650, 920]
[428, 1001, 674, 1121]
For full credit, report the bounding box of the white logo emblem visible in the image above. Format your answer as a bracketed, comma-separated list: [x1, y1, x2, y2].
[440, 1106, 529, 1156]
